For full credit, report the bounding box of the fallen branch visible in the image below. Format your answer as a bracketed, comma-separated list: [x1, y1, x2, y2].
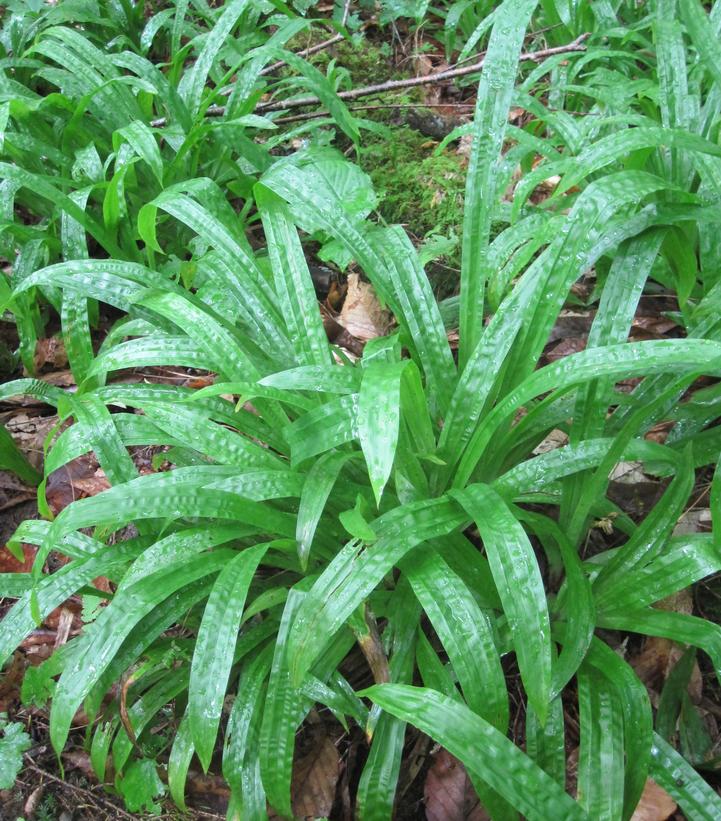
[257, 33, 590, 111]
[274, 101, 475, 125]
[23, 757, 138, 821]
[151, 33, 589, 127]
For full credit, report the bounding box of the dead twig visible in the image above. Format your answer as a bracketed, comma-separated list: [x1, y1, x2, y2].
[22, 757, 137, 821]
[118, 668, 140, 751]
[274, 100, 475, 125]
[256, 33, 590, 111]
[151, 33, 590, 127]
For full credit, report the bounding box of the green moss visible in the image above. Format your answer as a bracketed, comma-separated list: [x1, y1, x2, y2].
[361, 126, 465, 294]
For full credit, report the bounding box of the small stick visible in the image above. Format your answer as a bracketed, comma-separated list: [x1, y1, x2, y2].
[23, 758, 137, 820]
[274, 100, 475, 125]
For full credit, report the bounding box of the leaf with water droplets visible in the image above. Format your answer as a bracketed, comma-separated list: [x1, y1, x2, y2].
[451, 484, 552, 722]
[362, 684, 586, 820]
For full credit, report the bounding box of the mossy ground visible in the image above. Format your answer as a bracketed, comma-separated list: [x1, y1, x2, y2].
[360, 126, 465, 297]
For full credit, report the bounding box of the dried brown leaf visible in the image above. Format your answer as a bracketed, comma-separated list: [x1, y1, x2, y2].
[45, 455, 109, 516]
[291, 733, 341, 819]
[545, 336, 587, 362]
[424, 749, 489, 821]
[630, 778, 677, 821]
[632, 590, 702, 701]
[338, 274, 392, 342]
[32, 337, 68, 372]
[0, 543, 36, 573]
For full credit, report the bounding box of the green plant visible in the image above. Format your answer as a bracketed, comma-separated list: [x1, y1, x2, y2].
[2, 0, 721, 819]
[0, 713, 31, 790]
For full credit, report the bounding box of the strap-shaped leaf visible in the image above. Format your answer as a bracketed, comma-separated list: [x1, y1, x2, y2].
[455, 339, 721, 487]
[458, 0, 538, 367]
[287, 497, 466, 684]
[577, 664, 624, 821]
[649, 732, 721, 820]
[49, 550, 234, 754]
[259, 590, 309, 818]
[452, 484, 552, 722]
[178, 0, 251, 113]
[404, 547, 508, 730]
[256, 185, 332, 368]
[168, 711, 194, 811]
[358, 361, 406, 506]
[362, 685, 586, 821]
[189, 543, 269, 770]
[296, 451, 354, 570]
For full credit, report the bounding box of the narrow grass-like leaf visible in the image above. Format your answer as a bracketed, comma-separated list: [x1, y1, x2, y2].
[649, 732, 721, 820]
[577, 664, 624, 821]
[189, 543, 269, 770]
[296, 451, 354, 569]
[178, 0, 251, 114]
[259, 590, 308, 818]
[358, 361, 405, 506]
[49, 551, 233, 753]
[404, 547, 508, 730]
[255, 185, 331, 368]
[287, 498, 466, 683]
[458, 0, 537, 367]
[167, 711, 194, 812]
[452, 484, 552, 721]
[362, 685, 586, 821]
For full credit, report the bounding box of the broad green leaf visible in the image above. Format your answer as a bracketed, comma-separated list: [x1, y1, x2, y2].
[358, 361, 405, 506]
[452, 484, 552, 721]
[404, 547, 508, 730]
[458, 0, 538, 367]
[362, 685, 586, 821]
[189, 543, 269, 770]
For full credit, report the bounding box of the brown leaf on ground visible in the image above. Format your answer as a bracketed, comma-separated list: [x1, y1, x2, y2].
[547, 310, 595, 344]
[529, 174, 561, 205]
[45, 455, 110, 516]
[185, 771, 231, 813]
[607, 461, 662, 519]
[674, 508, 712, 536]
[0, 652, 26, 711]
[39, 370, 76, 387]
[24, 785, 44, 818]
[532, 429, 569, 456]
[630, 315, 679, 341]
[291, 733, 341, 820]
[3, 412, 59, 472]
[545, 336, 587, 363]
[632, 590, 702, 702]
[32, 337, 68, 373]
[0, 470, 36, 511]
[630, 778, 677, 821]
[0, 542, 36, 573]
[63, 750, 96, 780]
[338, 274, 392, 342]
[424, 749, 489, 821]
[645, 420, 675, 445]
